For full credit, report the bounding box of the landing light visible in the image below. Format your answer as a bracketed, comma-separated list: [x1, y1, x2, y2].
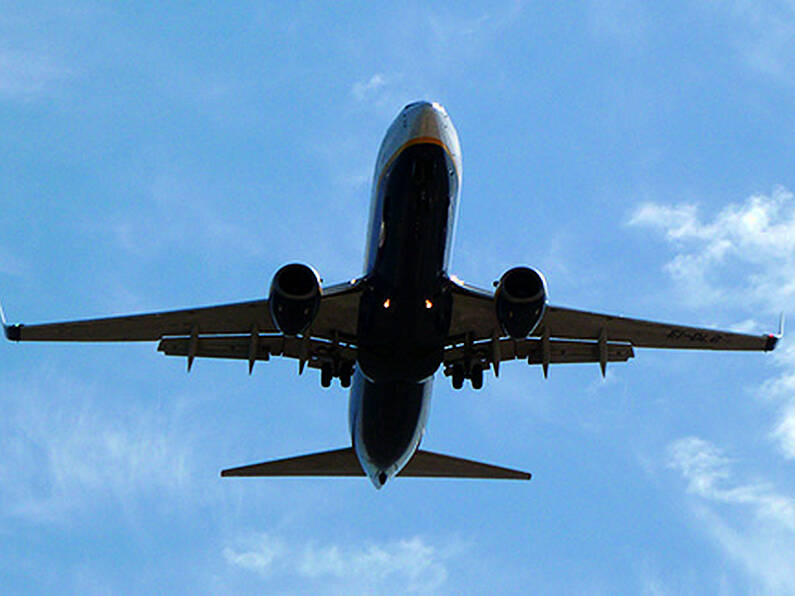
[425, 299, 433, 309]
[383, 299, 391, 309]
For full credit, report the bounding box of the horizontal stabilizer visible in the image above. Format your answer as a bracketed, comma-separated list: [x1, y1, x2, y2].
[400, 450, 530, 480]
[221, 447, 531, 480]
[221, 447, 363, 477]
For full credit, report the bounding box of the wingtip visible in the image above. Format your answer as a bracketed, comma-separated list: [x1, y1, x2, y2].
[766, 313, 785, 351]
[0, 301, 21, 341]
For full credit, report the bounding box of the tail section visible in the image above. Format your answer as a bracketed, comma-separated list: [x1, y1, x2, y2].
[221, 447, 363, 477]
[400, 450, 530, 480]
[221, 447, 530, 481]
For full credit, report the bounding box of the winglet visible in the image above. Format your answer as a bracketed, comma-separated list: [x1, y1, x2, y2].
[0, 301, 21, 341]
[765, 313, 785, 352]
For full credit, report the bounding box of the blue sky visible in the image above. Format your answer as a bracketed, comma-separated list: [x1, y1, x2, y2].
[2, 2, 795, 593]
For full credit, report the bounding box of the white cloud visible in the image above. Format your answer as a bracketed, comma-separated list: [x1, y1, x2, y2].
[708, 1, 795, 87]
[223, 533, 286, 577]
[668, 437, 795, 593]
[224, 532, 450, 593]
[0, 372, 196, 523]
[762, 341, 795, 459]
[668, 437, 795, 529]
[629, 186, 795, 310]
[630, 187, 795, 458]
[351, 73, 387, 102]
[635, 188, 795, 591]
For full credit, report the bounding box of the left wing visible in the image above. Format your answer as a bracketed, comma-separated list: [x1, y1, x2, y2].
[446, 279, 779, 378]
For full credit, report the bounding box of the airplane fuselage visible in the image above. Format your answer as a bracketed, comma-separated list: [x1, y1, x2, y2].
[349, 102, 462, 488]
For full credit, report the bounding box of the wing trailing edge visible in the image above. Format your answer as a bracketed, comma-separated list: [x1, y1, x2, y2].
[221, 447, 531, 480]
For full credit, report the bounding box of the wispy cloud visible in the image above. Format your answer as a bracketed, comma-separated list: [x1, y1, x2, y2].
[0, 49, 73, 100]
[351, 73, 387, 103]
[628, 186, 795, 311]
[587, 0, 648, 45]
[762, 341, 795, 460]
[0, 372, 197, 523]
[708, 1, 795, 87]
[668, 436, 795, 593]
[101, 171, 274, 261]
[629, 187, 795, 458]
[633, 187, 795, 590]
[0, 245, 26, 276]
[223, 532, 452, 593]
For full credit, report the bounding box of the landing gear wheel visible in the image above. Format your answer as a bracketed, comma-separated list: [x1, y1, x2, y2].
[339, 362, 353, 388]
[470, 363, 483, 390]
[452, 363, 464, 390]
[320, 362, 333, 388]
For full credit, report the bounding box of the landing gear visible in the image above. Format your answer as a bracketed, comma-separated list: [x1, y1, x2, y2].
[339, 362, 353, 388]
[452, 363, 465, 390]
[449, 361, 485, 390]
[319, 360, 354, 388]
[321, 362, 333, 388]
[470, 363, 483, 390]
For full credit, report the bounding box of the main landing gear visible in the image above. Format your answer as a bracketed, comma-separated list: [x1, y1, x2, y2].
[320, 361, 354, 388]
[450, 362, 484, 390]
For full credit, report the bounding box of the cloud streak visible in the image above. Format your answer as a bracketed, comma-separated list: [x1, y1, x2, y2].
[668, 436, 795, 593]
[223, 532, 451, 593]
[629, 186, 795, 311]
[0, 372, 197, 524]
[629, 186, 795, 459]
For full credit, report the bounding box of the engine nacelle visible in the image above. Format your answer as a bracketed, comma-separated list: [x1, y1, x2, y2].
[495, 266, 547, 338]
[268, 263, 322, 336]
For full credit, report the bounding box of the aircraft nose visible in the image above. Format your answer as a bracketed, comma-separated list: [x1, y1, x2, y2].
[402, 100, 446, 120]
[400, 101, 448, 142]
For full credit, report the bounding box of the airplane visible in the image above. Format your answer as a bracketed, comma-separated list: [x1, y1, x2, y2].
[2, 101, 782, 489]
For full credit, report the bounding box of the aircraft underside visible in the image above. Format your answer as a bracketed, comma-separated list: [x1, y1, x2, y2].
[2, 100, 779, 490]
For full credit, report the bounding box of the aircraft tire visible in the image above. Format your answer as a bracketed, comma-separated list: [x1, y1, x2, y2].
[339, 362, 353, 388]
[452, 364, 464, 390]
[471, 363, 483, 390]
[321, 363, 333, 388]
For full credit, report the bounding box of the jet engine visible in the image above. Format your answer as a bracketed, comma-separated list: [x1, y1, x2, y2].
[495, 266, 547, 338]
[268, 263, 322, 335]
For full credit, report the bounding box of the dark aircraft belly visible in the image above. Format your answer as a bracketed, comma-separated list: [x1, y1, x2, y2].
[357, 142, 456, 383]
[351, 142, 456, 473]
[350, 373, 432, 471]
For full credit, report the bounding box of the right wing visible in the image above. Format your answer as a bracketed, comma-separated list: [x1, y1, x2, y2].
[3, 281, 365, 374]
